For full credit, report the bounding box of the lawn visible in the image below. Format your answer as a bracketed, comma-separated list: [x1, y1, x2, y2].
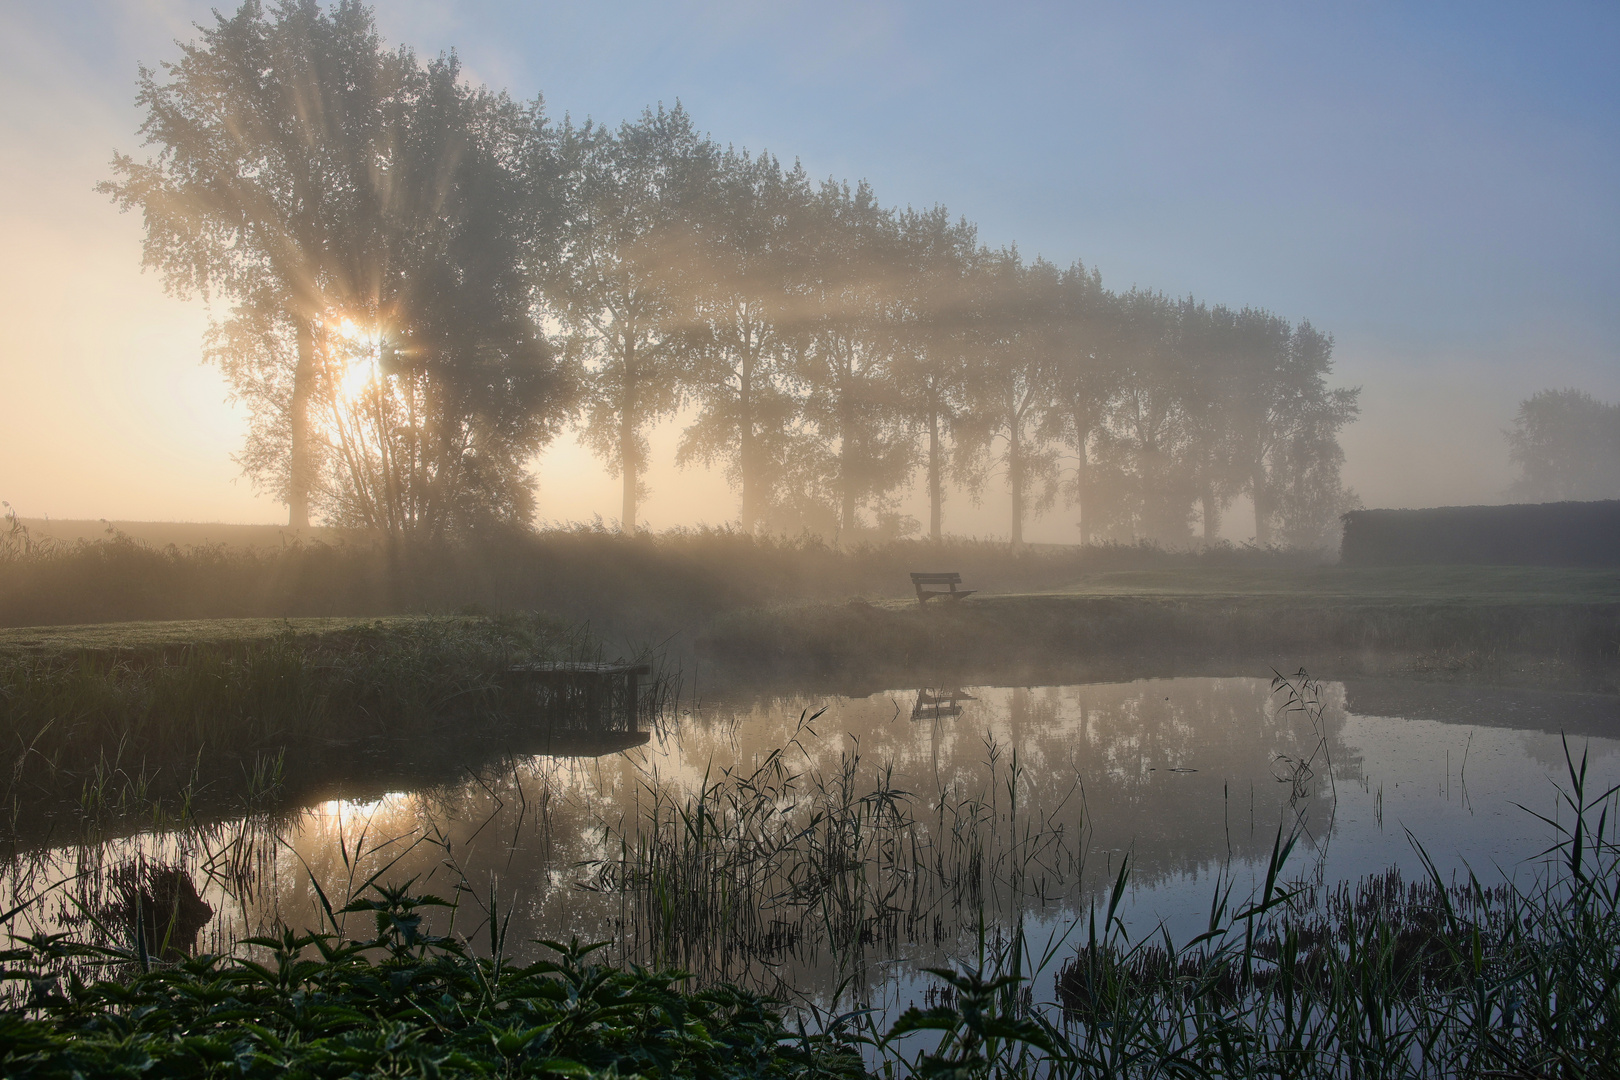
[1028, 564, 1620, 604]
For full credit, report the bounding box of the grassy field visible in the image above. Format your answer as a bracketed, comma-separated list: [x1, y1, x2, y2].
[1025, 564, 1620, 603]
[701, 571, 1620, 694]
[0, 615, 461, 655]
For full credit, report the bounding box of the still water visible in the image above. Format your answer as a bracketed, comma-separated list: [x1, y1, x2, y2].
[5, 671, 1617, 1017]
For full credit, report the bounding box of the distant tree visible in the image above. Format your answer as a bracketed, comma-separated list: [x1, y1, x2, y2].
[1177, 302, 1246, 544]
[890, 206, 978, 542]
[548, 104, 717, 531]
[793, 180, 915, 540]
[676, 150, 812, 532]
[1506, 389, 1620, 502]
[1098, 288, 1195, 544]
[954, 253, 1061, 551]
[1225, 311, 1358, 546]
[1266, 322, 1360, 547]
[1043, 262, 1118, 544]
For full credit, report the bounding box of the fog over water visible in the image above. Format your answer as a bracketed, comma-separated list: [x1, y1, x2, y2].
[1, 2, 1616, 532]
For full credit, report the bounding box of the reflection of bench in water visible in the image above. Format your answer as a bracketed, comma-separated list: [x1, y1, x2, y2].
[912, 688, 976, 721]
[507, 661, 651, 731]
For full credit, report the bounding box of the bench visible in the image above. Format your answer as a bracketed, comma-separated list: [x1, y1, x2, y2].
[910, 572, 976, 607]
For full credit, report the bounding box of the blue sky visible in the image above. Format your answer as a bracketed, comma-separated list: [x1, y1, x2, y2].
[0, 1, 1615, 532]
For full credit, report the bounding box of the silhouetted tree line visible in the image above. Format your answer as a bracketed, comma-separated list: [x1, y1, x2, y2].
[104, 1, 1358, 548]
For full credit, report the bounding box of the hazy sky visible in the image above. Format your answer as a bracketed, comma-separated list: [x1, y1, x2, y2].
[1, 1, 1616, 539]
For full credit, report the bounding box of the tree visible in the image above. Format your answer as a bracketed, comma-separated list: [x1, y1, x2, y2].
[1505, 389, 1620, 502]
[106, 2, 574, 536]
[954, 252, 1061, 550]
[1226, 311, 1358, 546]
[1098, 288, 1195, 544]
[792, 180, 915, 540]
[1044, 261, 1117, 544]
[548, 104, 716, 531]
[889, 206, 978, 542]
[103, 0, 410, 527]
[676, 150, 812, 531]
[1177, 302, 1246, 544]
[311, 62, 577, 537]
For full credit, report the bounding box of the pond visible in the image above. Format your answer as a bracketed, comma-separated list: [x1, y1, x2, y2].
[4, 666, 1617, 1023]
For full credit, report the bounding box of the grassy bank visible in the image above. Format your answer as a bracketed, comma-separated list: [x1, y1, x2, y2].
[0, 615, 614, 831]
[699, 590, 1620, 693]
[0, 520, 1328, 632]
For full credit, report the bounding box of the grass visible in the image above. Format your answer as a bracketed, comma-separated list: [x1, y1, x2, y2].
[585, 711, 1084, 996]
[1031, 563, 1620, 603]
[0, 517, 1333, 633]
[700, 591, 1620, 694]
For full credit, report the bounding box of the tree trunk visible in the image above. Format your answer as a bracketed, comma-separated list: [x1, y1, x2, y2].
[287, 316, 316, 529]
[1073, 413, 1090, 545]
[1008, 418, 1024, 552]
[620, 349, 638, 532]
[739, 346, 756, 532]
[838, 380, 855, 542]
[1202, 488, 1220, 545]
[1252, 462, 1271, 546]
[928, 406, 943, 542]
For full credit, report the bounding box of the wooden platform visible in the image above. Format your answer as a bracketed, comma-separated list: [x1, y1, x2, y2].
[506, 661, 651, 731]
[507, 662, 652, 677]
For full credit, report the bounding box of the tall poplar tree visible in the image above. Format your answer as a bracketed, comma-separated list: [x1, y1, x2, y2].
[549, 104, 717, 531]
[890, 206, 978, 542]
[677, 150, 812, 531]
[955, 252, 1061, 551]
[1044, 260, 1117, 544]
[102, 0, 409, 527]
[794, 180, 914, 539]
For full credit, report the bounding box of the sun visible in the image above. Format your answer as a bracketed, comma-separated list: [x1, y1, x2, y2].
[328, 316, 385, 404]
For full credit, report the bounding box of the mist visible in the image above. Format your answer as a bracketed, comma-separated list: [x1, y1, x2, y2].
[3, 4, 1619, 1074]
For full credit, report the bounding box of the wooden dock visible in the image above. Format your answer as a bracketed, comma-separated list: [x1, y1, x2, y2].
[506, 661, 651, 730]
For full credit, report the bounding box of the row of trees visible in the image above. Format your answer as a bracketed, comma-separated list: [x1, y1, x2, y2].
[105, 1, 1359, 547]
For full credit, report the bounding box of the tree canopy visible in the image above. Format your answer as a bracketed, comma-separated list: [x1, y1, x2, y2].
[1506, 389, 1620, 503]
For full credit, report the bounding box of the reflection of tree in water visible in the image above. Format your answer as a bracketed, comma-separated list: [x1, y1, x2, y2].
[2, 678, 1352, 1010]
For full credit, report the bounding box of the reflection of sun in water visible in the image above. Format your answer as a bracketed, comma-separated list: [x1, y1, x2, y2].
[313, 792, 409, 826]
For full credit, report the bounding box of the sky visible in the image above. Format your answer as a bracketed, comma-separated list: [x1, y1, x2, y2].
[1, 1, 1616, 540]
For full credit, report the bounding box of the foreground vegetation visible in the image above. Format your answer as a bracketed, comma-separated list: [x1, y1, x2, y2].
[3, 736, 1616, 1078]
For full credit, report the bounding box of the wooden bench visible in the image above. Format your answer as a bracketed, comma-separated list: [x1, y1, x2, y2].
[910, 572, 976, 606]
